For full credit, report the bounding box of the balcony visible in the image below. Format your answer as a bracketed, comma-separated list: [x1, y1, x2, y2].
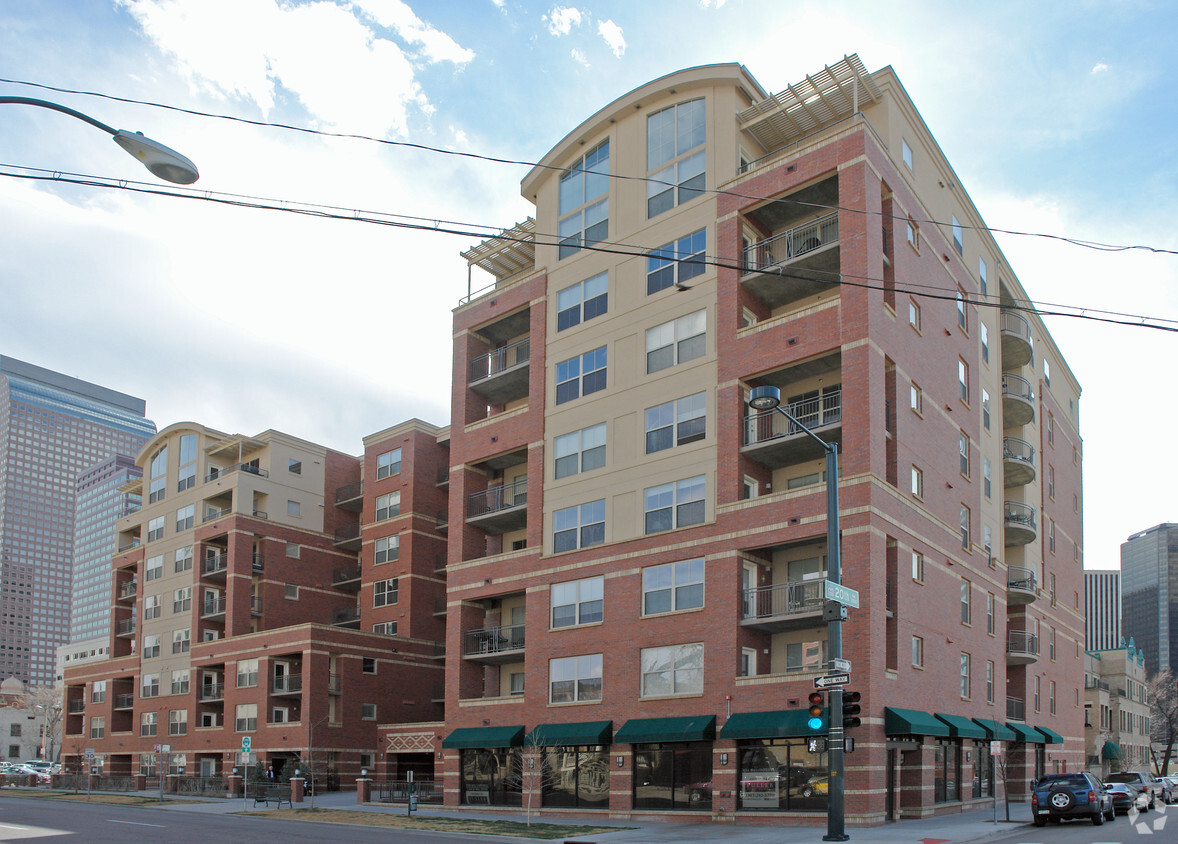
[68, 699, 85, 715]
[1002, 437, 1036, 487]
[115, 618, 136, 637]
[739, 579, 826, 632]
[117, 538, 141, 553]
[1007, 696, 1026, 722]
[327, 674, 341, 695]
[1004, 501, 1037, 546]
[251, 595, 262, 616]
[332, 564, 361, 592]
[463, 623, 525, 664]
[198, 683, 224, 702]
[1007, 630, 1039, 665]
[203, 506, 232, 523]
[742, 389, 841, 468]
[434, 596, 447, 617]
[113, 693, 134, 710]
[335, 481, 363, 513]
[469, 336, 530, 405]
[466, 477, 528, 534]
[1007, 566, 1038, 605]
[1001, 373, 1035, 427]
[1000, 310, 1033, 370]
[332, 606, 360, 628]
[117, 581, 138, 602]
[202, 553, 227, 578]
[201, 596, 226, 620]
[252, 553, 264, 574]
[271, 673, 303, 696]
[437, 466, 450, 487]
[741, 211, 840, 310]
[205, 462, 269, 482]
[334, 522, 361, 551]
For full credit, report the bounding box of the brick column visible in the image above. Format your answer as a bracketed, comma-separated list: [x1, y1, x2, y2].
[290, 776, 304, 803]
[356, 777, 371, 803]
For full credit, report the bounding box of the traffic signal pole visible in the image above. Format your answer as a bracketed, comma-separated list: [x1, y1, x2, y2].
[822, 444, 849, 842]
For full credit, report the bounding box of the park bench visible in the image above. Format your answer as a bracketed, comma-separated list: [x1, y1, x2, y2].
[252, 784, 291, 808]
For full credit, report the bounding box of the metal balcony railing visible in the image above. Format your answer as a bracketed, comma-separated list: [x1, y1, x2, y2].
[271, 673, 302, 694]
[741, 579, 826, 620]
[335, 480, 363, 505]
[469, 337, 530, 384]
[1004, 501, 1037, 529]
[203, 553, 227, 575]
[744, 389, 842, 445]
[205, 463, 269, 482]
[334, 523, 361, 544]
[332, 606, 360, 626]
[202, 596, 226, 617]
[203, 506, 231, 523]
[116, 618, 136, 636]
[1007, 630, 1039, 657]
[1007, 696, 1026, 721]
[118, 581, 138, 600]
[326, 673, 341, 694]
[198, 683, 224, 701]
[1007, 566, 1037, 593]
[117, 538, 141, 552]
[1001, 372, 1034, 403]
[1000, 311, 1031, 342]
[1003, 437, 1035, 467]
[113, 693, 134, 709]
[332, 564, 361, 584]
[68, 699, 85, 714]
[741, 211, 839, 273]
[468, 477, 528, 518]
[463, 623, 525, 656]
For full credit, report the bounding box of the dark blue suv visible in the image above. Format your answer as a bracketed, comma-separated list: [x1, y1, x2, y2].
[1031, 772, 1115, 826]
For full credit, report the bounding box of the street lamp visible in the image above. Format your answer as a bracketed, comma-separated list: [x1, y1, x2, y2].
[747, 384, 849, 842]
[0, 96, 199, 184]
[35, 703, 62, 764]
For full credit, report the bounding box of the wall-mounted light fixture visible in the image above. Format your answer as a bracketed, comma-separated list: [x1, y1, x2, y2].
[616, 756, 624, 768]
[720, 753, 729, 766]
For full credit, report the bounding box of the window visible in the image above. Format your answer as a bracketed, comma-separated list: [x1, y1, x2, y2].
[236, 659, 259, 688]
[907, 219, 920, 251]
[1047, 412, 1054, 445]
[551, 575, 604, 628]
[901, 138, 913, 170]
[740, 647, 757, 678]
[170, 671, 189, 695]
[645, 392, 706, 453]
[172, 628, 190, 654]
[646, 230, 707, 294]
[360, 657, 377, 675]
[912, 636, 924, 667]
[375, 492, 401, 521]
[147, 516, 165, 543]
[361, 703, 377, 720]
[92, 680, 106, 703]
[1047, 465, 1055, 499]
[373, 621, 398, 636]
[144, 594, 161, 620]
[377, 448, 402, 479]
[959, 432, 970, 477]
[284, 583, 299, 600]
[554, 423, 606, 479]
[646, 310, 705, 372]
[143, 635, 160, 659]
[910, 466, 923, 498]
[742, 476, 759, 500]
[986, 592, 995, 635]
[908, 298, 921, 329]
[951, 214, 964, 255]
[177, 435, 196, 491]
[558, 140, 609, 259]
[286, 499, 301, 517]
[644, 475, 706, 534]
[980, 322, 989, 363]
[175, 504, 194, 532]
[235, 703, 257, 732]
[960, 505, 971, 550]
[550, 654, 603, 703]
[960, 652, 971, 698]
[910, 382, 922, 414]
[647, 98, 705, 217]
[375, 534, 400, 564]
[982, 388, 990, 430]
[557, 272, 608, 331]
[169, 709, 188, 736]
[1044, 359, 1051, 386]
[1049, 680, 1056, 715]
[986, 660, 995, 704]
[146, 555, 163, 583]
[90, 716, 105, 739]
[912, 550, 924, 581]
[374, 578, 399, 607]
[1049, 572, 1057, 606]
[640, 642, 703, 697]
[555, 346, 607, 404]
[956, 288, 967, 330]
[984, 525, 993, 558]
[149, 446, 167, 503]
[142, 673, 159, 697]
[173, 586, 191, 613]
[643, 558, 704, 615]
[978, 257, 988, 297]
[982, 457, 991, 499]
[1049, 627, 1056, 660]
[287, 458, 301, 475]
[553, 500, 605, 552]
[1049, 519, 1056, 553]
[960, 579, 971, 624]
[958, 359, 969, 403]
[174, 545, 193, 573]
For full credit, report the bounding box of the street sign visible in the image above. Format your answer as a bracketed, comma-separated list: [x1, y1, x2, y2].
[161, 744, 171, 753]
[830, 657, 851, 673]
[241, 736, 251, 753]
[240, 752, 250, 765]
[84, 748, 95, 760]
[990, 741, 1003, 756]
[815, 673, 850, 688]
[824, 580, 860, 608]
[807, 737, 828, 753]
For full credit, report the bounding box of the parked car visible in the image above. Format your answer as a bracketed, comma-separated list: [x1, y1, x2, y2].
[799, 774, 829, 798]
[1104, 781, 1149, 814]
[1158, 775, 1177, 804]
[1030, 772, 1114, 826]
[1105, 771, 1163, 809]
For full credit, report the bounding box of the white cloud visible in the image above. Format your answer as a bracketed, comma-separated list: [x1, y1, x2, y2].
[350, 0, 475, 65]
[699, 0, 727, 7]
[570, 48, 589, 68]
[543, 6, 583, 36]
[597, 20, 625, 58]
[1091, 61, 1109, 74]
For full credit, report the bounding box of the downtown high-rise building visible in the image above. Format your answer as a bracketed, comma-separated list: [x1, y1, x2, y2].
[0, 356, 155, 686]
[1121, 524, 1178, 675]
[1084, 569, 1121, 651]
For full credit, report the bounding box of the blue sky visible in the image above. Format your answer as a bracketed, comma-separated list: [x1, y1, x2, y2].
[1, 0, 1176, 573]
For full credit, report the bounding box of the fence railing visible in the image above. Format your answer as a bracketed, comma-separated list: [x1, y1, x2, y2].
[373, 779, 442, 804]
[744, 389, 842, 445]
[741, 579, 826, 620]
[1007, 630, 1039, 657]
[1007, 696, 1026, 721]
[1007, 566, 1037, 594]
[468, 477, 528, 518]
[742, 211, 839, 273]
[463, 623, 525, 656]
[469, 337, 530, 384]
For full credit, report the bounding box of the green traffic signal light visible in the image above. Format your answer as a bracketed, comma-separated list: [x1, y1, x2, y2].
[807, 691, 825, 731]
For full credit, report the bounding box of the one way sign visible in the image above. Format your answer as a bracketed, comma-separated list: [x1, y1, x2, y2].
[814, 673, 850, 688]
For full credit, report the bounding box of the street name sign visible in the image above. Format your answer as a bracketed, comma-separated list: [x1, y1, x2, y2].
[824, 580, 860, 608]
[814, 673, 850, 688]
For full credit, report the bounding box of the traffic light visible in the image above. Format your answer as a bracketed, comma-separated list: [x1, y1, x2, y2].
[842, 690, 862, 729]
[807, 691, 825, 731]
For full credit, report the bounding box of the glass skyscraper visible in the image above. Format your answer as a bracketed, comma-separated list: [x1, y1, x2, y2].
[1120, 523, 1178, 675]
[0, 356, 155, 685]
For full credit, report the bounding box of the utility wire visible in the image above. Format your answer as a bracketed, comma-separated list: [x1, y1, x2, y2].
[3, 76, 1177, 258]
[3, 164, 1174, 334]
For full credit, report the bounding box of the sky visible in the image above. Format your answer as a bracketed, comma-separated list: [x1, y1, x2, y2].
[1, 0, 1176, 573]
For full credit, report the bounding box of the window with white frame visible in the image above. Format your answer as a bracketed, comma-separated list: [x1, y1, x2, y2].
[235, 703, 257, 732]
[642, 558, 704, 615]
[90, 716, 105, 739]
[555, 346, 607, 404]
[958, 359, 969, 403]
[375, 534, 399, 564]
[236, 659, 258, 688]
[647, 98, 705, 217]
[284, 583, 299, 600]
[286, 541, 300, 558]
[956, 288, 967, 330]
[907, 220, 920, 251]
[982, 388, 990, 430]
[908, 298, 921, 328]
[286, 499, 301, 517]
[169, 709, 187, 735]
[147, 516, 164, 543]
[901, 138, 913, 170]
[647, 229, 706, 294]
[374, 578, 399, 607]
[171, 671, 189, 695]
[952, 214, 964, 255]
[1044, 359, 1051, 386]
[959, 431, 970, 477]
[960, 505, 971, 550]
[173, 586, 191, 614]
[553, 500, 605, 552]
[143, 635, 160, 659]
[551, 575, 604, 628]
[912, 636, 924, 667]
[554, 423, 606, 479]
[141, 673, 159, 697]
[177, 434, 197, 491]
[175, 504, 194, 532]
[361, 703, 377, 720]
[644, 392, 705, 453]
[960, 579, 972, 624]
[986, 592, 995, 635]
[983, 457, 991, 499]
[149, 446, 167, 503]
[640, 642, 703, 697]
[375, 492, 401, 521]
[646, 310, 705, 373]
[986, 660, 995, 703]
[558, 140, 609, 259]
[644, 475, 706, 534]
[911, 466, 923, 498]
[960, 652, 971, 698]
[550, 653, 603, 703]
[144, 594, 161, 620]
[140, 711, 157, 737]
[978, 257, 988, 296]
[557, 272, 608, 331]
[172, 628, 190, 654]
[174, 545, 193, 573]
[146, 554, 163, 581]
[910, 382, 922, 413]
[912, 550, 924, 581]
[373, 621, 397, 635]
[92, 680, 106, 703]
[377, 448, 402, 479]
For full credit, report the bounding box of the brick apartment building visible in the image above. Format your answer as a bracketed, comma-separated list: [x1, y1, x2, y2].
[432, 55, 1083, 824]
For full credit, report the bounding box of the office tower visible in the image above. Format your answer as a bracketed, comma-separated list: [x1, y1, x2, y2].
[1120, 524, 1178, 674]
[1084, 569, 1121, 652]
[0, 356, 155, 685]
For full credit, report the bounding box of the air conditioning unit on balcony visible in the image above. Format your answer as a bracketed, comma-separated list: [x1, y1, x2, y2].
[272, 707, 290, 723]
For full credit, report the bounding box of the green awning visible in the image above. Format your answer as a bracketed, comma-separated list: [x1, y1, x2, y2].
[615, 715, 716, 744]
[720, 709, 820, 740]
[1034, 726, 1064, 744]
[972, 718, 1017, 741]
[934, 713, 988, 739]
[525, 720, 613, 747]
[1006, 722, 1045, 743]
[441, 725, 525, 749]
[885, 707, 951, 737]
[1102, 741, 1123, 760]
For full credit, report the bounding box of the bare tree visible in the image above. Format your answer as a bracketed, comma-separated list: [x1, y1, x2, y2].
[19, 686, 63, 763]
[1149, 670, 1177, 776]
[502, 736, 562, 826]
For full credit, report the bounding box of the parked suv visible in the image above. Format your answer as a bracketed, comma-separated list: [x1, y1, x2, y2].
[1031, 772, 1115, 826]
[1105, 771, 1164, 809]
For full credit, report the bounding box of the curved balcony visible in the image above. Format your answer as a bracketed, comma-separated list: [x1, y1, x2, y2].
[1007, 629, 1039, 665]
[1002, 437, 1036, 487]
[1004, 501, 1037, 546]
[1006, 566, 1038, 605]
[1000, 310, 1033, 370]
[1001, 373, 1035, 427]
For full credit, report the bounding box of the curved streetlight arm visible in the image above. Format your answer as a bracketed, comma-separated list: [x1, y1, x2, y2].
[0, 95, 199, 184]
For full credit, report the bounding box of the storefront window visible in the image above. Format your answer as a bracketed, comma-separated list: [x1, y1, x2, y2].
[541, 746, 609, 809]
[735, 739, 829, 812]
[633, 742, 712, 810]
[460, 748, 521, 806]
[972, 741, 992, 797]
[934, 740, 961, 802]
